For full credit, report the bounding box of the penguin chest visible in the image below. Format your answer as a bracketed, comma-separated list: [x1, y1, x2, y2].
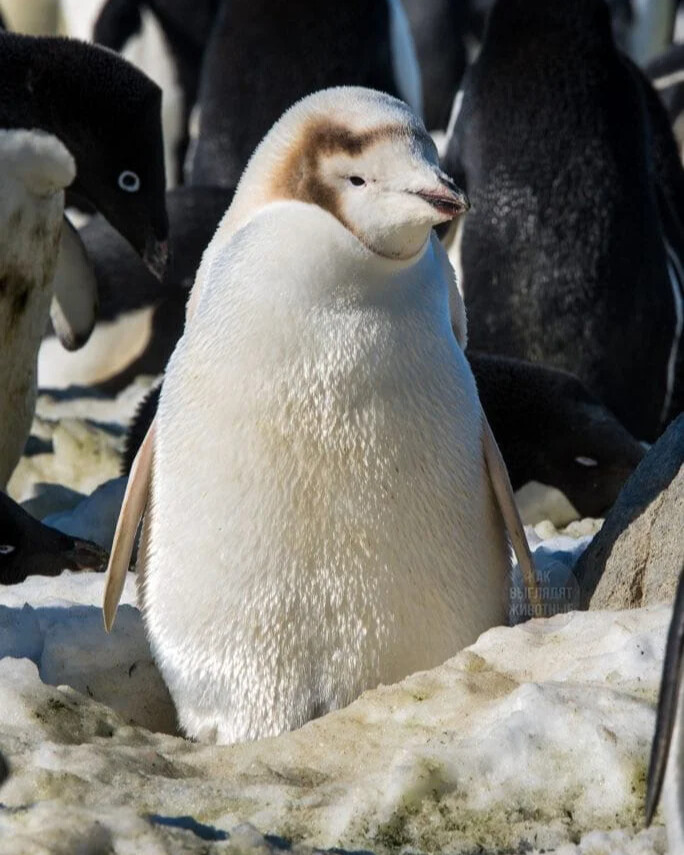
[0, 195, 62, 483]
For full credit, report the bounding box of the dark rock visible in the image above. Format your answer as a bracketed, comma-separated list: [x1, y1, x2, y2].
[576, 414, 684, 609]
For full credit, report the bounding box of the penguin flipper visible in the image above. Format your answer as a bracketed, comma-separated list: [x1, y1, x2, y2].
[646, 570, 684, 824]
[482, 413, 540, 606]
[50, 217, 98, 351]
[103, 419, 155, 631]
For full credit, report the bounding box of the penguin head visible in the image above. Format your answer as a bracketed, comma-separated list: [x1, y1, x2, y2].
[229, 87, 469, 260]
[4, 35, 170, 278]
[55, 40, 169, 278]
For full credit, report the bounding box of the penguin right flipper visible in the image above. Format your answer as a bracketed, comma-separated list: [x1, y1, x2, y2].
[646, 569, 684, 824]
[49, 217, 98, 351]
[103, 419, 155, 631]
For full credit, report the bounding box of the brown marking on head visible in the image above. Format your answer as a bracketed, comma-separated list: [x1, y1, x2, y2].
[270, 119, 409, 229]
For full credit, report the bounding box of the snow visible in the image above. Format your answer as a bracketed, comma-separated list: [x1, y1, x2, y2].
[0, 569, 672, 854]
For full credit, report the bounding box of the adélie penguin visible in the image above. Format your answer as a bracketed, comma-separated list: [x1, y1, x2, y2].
[443, 0, 682, 442]
[0, 29, 169, 277]
[187, 0, 422, 188]
[103, 86, 538, 745]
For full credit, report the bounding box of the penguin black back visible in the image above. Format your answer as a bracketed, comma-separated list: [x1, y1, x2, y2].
[188, 0, 400, 188]
[444, 0, 678, 441]
[0, 31, 168, 273]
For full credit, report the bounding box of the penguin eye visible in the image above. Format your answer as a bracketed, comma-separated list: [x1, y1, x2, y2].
[348, 175, 366, 187]
[574, 456, 598, 467]
[0, 544, 15, 555]
[118, 170, 141, 193]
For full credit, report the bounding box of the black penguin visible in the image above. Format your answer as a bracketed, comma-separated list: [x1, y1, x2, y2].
[0, 491, 107, 585]
[0, 31, 168, 276]
[46, 185, 233, 392]
[402, 0, 467, 131]
[93, 0, 221, 185]
[469, 353, 645, 517]
[646, 568, 684, 835]
[188, 0, 413, 188]
[443, 0, 681, 442]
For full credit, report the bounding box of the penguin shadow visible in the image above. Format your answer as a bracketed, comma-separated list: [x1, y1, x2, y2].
[574, 416, 684, 607]
[147, 814, 374, 854]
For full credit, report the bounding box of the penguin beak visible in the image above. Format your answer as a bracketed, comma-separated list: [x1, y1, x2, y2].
[143, 237, 169, 281]
[414, 174, 470, 220]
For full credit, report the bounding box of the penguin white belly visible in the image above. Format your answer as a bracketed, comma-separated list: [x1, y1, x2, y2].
[139, 203, 509, 745]
[0, 171, 63, 486]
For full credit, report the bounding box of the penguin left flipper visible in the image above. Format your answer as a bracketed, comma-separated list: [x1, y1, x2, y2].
[482, 414, 540, 607]
[49, 217, 98, 351]
[103, 418, 155, 631]
[646, 568, 684, 825]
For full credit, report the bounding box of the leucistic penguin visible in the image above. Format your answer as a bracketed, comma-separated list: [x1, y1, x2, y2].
[187, 0, 422, 188]
[0, 130, 96, 487]
[0, 30, 169, 277]
[646, 568, 684, 853]
[443, 0, 682, 442]
[103, 87, 538, 745]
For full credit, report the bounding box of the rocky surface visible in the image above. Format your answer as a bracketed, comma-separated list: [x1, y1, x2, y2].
[0, 570, 672, 855]
[577, 415, 684, 610]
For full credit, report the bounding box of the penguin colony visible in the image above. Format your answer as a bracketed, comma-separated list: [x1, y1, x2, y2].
[0, 0, 681, 839]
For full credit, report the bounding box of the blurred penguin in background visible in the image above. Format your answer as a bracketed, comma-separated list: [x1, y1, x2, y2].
[443, 0, 684, 442]
[648, 43, 684, 162]
[187, 0, 422, 188]
[402, 0, 468, 132]
[93, 0, 221, 185]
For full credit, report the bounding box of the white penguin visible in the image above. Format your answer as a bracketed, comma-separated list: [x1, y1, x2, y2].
[104, 87, 538, 745]
[646, 570, 684, 852]
[0, 129, 97, 487]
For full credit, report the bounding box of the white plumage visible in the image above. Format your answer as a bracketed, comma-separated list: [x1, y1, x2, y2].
[107, 87, 525, 745]
[0, 130, 72, 487]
